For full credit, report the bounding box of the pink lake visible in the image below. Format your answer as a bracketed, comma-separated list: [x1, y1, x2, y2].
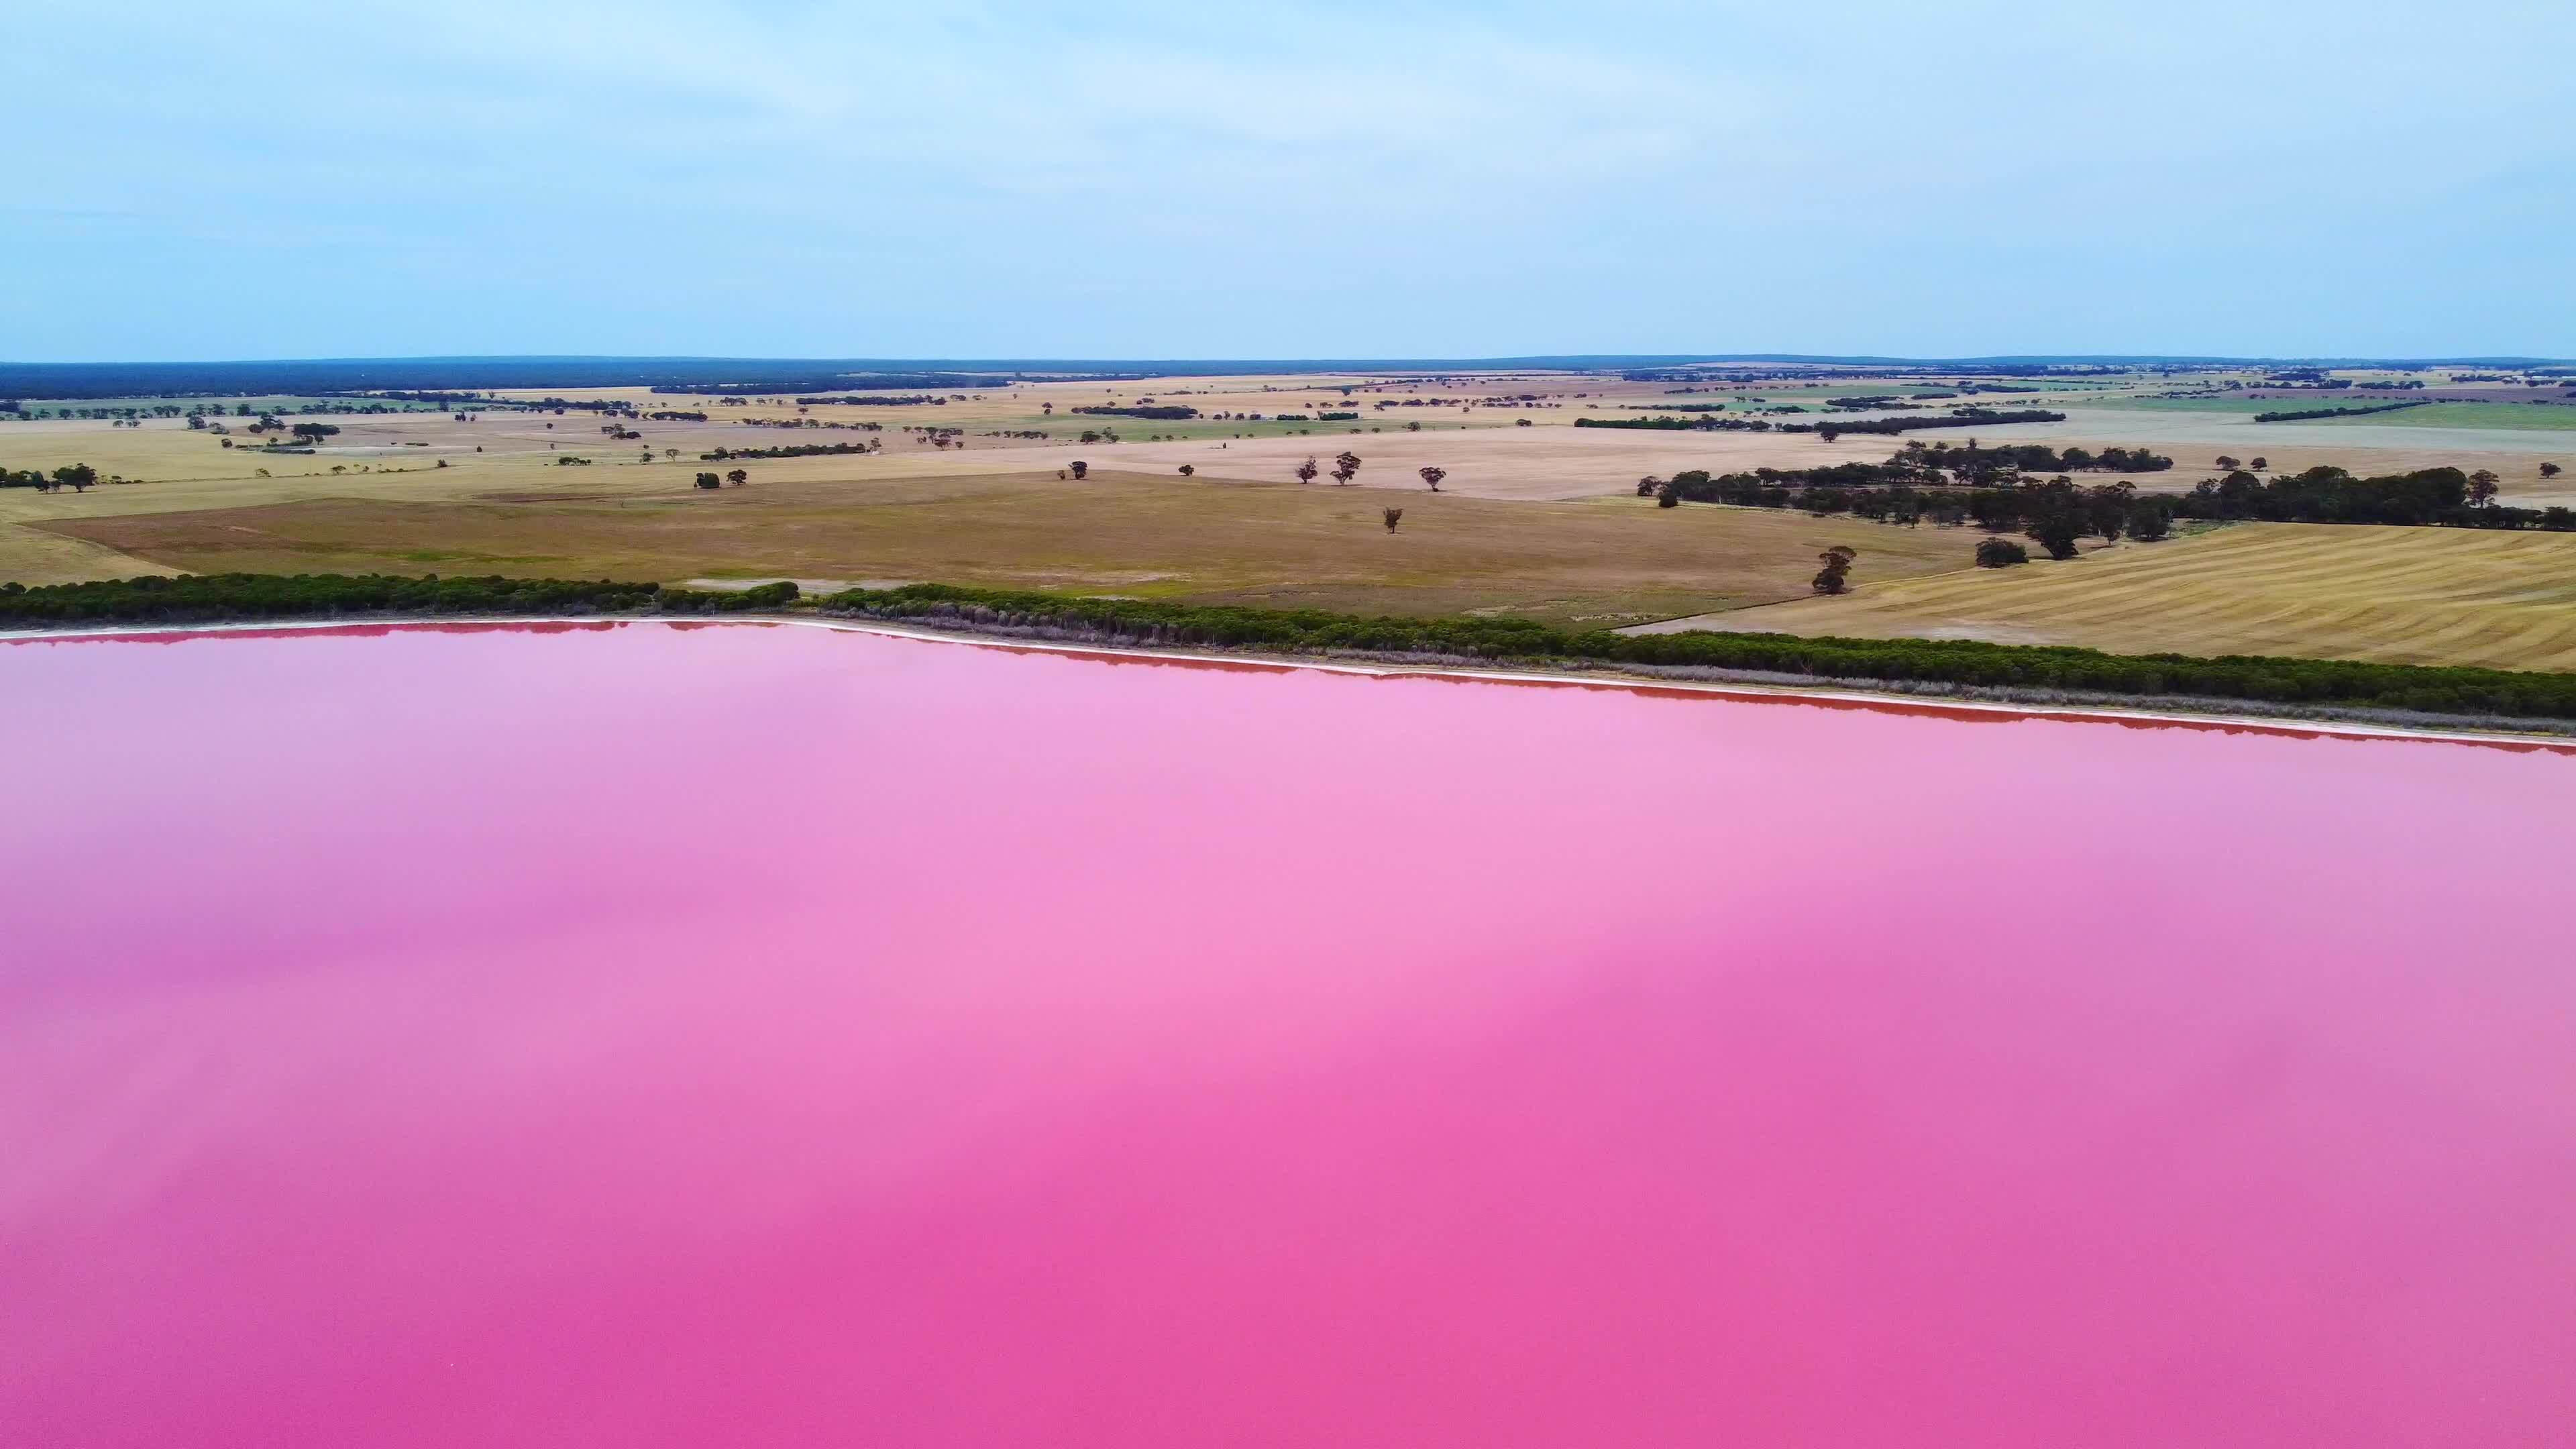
[5, 621, 2575, 1447]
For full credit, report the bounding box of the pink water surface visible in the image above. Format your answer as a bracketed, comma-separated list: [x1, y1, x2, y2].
[5, 622, 2574, 1446]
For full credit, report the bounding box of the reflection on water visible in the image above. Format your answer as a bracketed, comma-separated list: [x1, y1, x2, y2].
[5, 621, 2573, 1446]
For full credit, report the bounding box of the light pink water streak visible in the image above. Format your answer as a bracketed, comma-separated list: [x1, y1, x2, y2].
[4, 622, 2573, 1446]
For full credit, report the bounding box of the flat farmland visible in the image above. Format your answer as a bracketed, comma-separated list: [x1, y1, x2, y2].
[32, 469, 1982, 626]
[1683, 523, 2576, 672]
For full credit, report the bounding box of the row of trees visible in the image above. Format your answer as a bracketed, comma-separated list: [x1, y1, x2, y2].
[1647, 468, 2176, 553]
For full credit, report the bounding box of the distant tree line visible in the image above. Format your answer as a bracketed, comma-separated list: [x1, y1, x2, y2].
[1574, 415, 1776, 432]
[699, 441, 877, 461]
[663, 374, 1004, 397]
[1900, 441, 2173, 478]
[1073, 405, 1201, 420]
[2253, 400, 2432, 423]
[1786, 408, 2068, 440]
[795, 394, 943, 406]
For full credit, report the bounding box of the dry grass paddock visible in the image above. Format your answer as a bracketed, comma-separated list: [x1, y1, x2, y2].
[34, 468, 1983, 627]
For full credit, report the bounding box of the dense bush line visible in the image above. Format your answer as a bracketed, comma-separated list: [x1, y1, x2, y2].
[816, 583, 2576, 722]
[0, 574, 798, 624]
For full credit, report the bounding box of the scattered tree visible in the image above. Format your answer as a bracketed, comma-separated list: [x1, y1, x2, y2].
[1418, 466, 1446, 492]
[1636, 475, 1662, 498]
[1295, 456, 1320, 485]
[1177, 464, 1195, 478]
[2468, 470, 2502, 507]
[695, 472, 722, 489]
[1975, 537, 2029, 567]
[1383, 507, 1404, 531]
[2214, 455, 2240, 469]
[2542, 462, 2563, 478]
[1332, 451, 1361, 486]
[726, 468, 748, 486]
[2249, 456, 2269, 470]
[1069, 460, 1088, 480]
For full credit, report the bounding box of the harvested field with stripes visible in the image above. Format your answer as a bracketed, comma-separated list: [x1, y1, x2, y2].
[1695, 523, 2576, 672]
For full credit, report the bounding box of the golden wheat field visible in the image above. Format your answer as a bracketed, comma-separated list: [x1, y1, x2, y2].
[1686, 523, 2576, 672]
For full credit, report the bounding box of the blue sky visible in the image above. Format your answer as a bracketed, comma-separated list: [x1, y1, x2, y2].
[8, 1, 2571, 362]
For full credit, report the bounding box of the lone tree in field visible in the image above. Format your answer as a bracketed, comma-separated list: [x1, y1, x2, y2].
[1177, 464, 1194, 478]
[2249, 456, 2269, 470]
[1295, 455, 1320, 485]
[1069, 460, 1088, 480]
[1383, 507, 1403, 531]
[2214, 455, 2240, 470]
[2469, 470, 2502, 506]
[1812, 545, 1856, 594]
[1976, 537, 2029, 567]
[727, 468, 748, 486]
[2542, 462, 2563, 478]
[695, 472, 721, 490]
[1417, 466, 1446, 492]
[1332, 450, 1361, 486]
